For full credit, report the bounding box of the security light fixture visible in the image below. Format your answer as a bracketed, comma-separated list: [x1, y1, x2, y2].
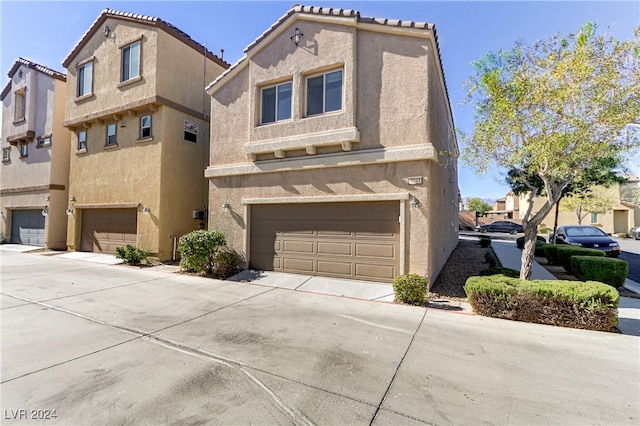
[222, 202, 230, 212]
[41, 206, 48, 216]
[66, 208, 74, 216]
[142, 206, 151, 215]
[290, 27, 303, 46]
[69, 195, 76, 202]
[410, 197, 420, 208]
[103, 25, 110, 37]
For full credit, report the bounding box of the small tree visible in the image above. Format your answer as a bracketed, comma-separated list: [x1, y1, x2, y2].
[463, 23, 640, 279]
[560, 185, 618, 224]
[467, 197, 493, 216]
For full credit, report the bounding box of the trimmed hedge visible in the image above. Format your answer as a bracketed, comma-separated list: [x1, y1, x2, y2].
[516, 235, 547, 249]
[393, 274, 428, 305]
[556, 246, 604, 273]
[464, 275, 619, 332]
[571, 256, 629, 288]
[479, 235, 491, 248]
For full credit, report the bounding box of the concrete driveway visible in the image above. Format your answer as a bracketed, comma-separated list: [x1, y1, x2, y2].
[1, 250, 639, 425]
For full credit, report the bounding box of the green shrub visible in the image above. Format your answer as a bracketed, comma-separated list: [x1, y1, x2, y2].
[543, 244, 561, 265]
[211, 247, 243, 279]
[516, 235, 546, 249]
[393, 274, 428, 305]
[479, 236, 491, 248]
[479, 267, 520, 278]
[464, 275, 619, 332]
[534, 242, 549, 257]
[178, 230, 227, 274]
[484, 251, 498, 267]
[571, 256, 629, 288]
[115, 245, 149, 265]
[539, 227, 553, 235]
[0, 232, 8, 244]
[556, 246, 605, 273]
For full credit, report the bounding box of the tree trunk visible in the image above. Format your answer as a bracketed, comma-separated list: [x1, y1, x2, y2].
[520, 222, 538, 280]
[552, 196, 562, 243]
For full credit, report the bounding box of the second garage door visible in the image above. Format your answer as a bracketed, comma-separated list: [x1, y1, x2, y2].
[250, 202, 400, 282]
[81, 208, 137, 253]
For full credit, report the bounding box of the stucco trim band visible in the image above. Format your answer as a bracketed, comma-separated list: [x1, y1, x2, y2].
[242, 192, 410, 205]
[206, 143, 436, 178]
[243, 127, 360, 159]
[74, 203, 140, 209]
[1, 184, 65, 194]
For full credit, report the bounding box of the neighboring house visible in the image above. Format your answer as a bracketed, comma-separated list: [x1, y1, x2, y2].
[488, 191, 519, 219]
[61, 9, 228, 260]
[205, 5, 459, 285]
[1, 58, 70, 248]
[518, 178, 639, 234]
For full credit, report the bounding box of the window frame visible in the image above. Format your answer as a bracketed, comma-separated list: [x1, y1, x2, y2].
[77, 60, 93, 98]
[261, 81, 293, 125]
[140, 114, 152, 139]
[106, 123, 117, 146]
[590, 213, 598, 224]
[305, 69, 343, 117]
[184, 119, 198, 143]
[121, 40, 141, 82]
[19, 143, 28, 158]
[2, 147, 11, 162]
[77, 130, 87, 151]
[37, 135, 52, 148]
[14, 89, 26, 122]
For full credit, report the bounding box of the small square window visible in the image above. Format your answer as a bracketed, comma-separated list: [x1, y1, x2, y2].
[306, 69, 343, 116]
[121, 41, 141, 82]
[261, 81, 292, 124]
[184, 120, 198, 143]
[590, 213, 598, 224]
[2, 148, 10, 162]
[106, 123, 117, 146]
[77, 61, 93, 97]
[140, 115, 152, 139]
[77, 130, 87, 151]
[19, 143, 28, 158]
[37, 136, 51, 147]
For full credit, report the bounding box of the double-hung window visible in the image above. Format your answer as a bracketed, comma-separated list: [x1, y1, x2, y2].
[77, 61, 93, 97]
[140, 115, 152, 139]
[19, 143, 28, 158]
[121, 41, 140, 82]
[2, 148, 10, 162]
[106, 123, 117, 146]
[14, 90, 26, 122]
[261, 82, 292, 124]
[306, 69, 343, 116]
[78, 130, 87, 151]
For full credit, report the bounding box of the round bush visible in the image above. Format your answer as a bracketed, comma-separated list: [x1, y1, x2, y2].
[393, 274, 428, 305]
[178, 230, 227, 274]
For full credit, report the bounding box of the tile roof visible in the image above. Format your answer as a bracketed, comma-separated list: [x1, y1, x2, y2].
[61, 8, 228, 69]
[1, 57, 66, 100]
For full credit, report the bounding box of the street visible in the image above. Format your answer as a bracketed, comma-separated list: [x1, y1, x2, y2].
[1, 250, 639, 425]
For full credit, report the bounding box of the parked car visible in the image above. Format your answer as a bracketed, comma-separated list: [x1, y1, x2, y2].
[552, 225, 620, 257]
[629, 227, 640, 240]
[474, 220, 524, 234]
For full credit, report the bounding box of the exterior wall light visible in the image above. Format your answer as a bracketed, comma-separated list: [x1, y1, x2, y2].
[41, 206, 48, 216]
[410, 197, 420, 208]
[69, 196, 76, 202]
[222, 202, 230, 212]
[142, 207, 151, 215]
[291, 27, 303, 46]
[103, 25, 110, 37]
[66, 208, 74, 216]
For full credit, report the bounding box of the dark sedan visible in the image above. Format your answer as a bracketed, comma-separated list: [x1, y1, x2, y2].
[552, 225, 620, 257]
[474, 220, 524, 234]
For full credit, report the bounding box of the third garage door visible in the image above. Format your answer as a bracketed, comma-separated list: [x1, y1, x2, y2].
[250, 202, 400, 282]
[81, 208, 137, 253]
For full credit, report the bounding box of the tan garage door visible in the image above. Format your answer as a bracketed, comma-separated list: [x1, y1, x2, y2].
[81, 208, 137, 253]
[250, 202, 400, 282]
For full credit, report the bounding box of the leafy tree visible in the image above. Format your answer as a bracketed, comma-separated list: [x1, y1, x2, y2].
[463, 22, 640, 279]
[467, 197, 493, 216]
[560, 185, 618, 224]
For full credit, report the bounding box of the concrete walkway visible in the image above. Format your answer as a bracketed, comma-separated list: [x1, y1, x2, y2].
[491, 240, 557, 280]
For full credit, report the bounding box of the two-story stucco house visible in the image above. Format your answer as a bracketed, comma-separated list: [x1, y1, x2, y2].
[62, 9, 228, 260]
[1, 58, 70, 249]
[205, 5, 459, 285]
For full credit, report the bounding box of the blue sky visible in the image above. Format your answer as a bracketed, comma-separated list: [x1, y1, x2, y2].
[2, 1, 639, 199]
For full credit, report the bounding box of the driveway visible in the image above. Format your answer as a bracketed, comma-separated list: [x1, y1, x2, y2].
[1, 250, 639, 425]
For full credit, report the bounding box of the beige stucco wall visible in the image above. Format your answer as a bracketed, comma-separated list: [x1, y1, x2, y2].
[1, 65, 70, 248]
[207, 16, 458, 285]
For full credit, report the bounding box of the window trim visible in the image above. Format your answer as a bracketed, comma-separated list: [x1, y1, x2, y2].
[2, 147, 11, 162]
[184, 119, 198, 143]
[590, 212, 598, 224]
[121, 40, 141, 83]
[105, 123, 117, 147]
[76, 60, 94, 98]
[305, 68, 343, 117]
[139, 114, 152, 141]
[37, 135, 52, 148]
[14, 89, 26, 123]
[19, 143, 28, 158]
[260, 81, 293, 125]
[77, 130, 87, 152]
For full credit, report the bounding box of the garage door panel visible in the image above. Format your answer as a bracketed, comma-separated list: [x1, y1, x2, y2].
[81, 209, 137, 254]
[250, 202, 399, 283]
